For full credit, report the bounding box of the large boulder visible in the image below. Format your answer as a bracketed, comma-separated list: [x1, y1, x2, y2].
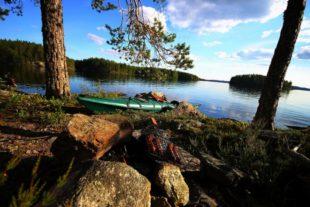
[69, 161, 151, 207]
[51, 114, 133, 161]
[155, 163, 189, 206]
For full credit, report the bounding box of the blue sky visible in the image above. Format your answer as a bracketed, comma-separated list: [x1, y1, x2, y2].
[0, 0, 309, 87]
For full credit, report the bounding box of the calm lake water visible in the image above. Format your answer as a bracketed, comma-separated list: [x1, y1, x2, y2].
[17, 76, 310, 128]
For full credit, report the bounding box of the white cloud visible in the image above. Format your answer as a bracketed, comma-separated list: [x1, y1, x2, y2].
[189, 54, 201, 62]
[216, 48, 273, 61]
[140, 6, 167, 30]
[203, 41, 222, 47]
[298, 37, 310, 43]
[215, 51, 237, 60]
[167, 0, 287, 34]
[296, 45, 310, 59]
[298, 19, 310, 43]
[237, 48, 273, 60]
[96, 26, 105, 31]
[262, 19, 309, 42]
[262, 30, 273, 38]
[87, 33, 105, 45]
[95, 7, 167, 32]
[261, 28, 281, 38]
[261, 18, 309, 41]
[99, 48, 122, 57]
[192, 57, 310, 88]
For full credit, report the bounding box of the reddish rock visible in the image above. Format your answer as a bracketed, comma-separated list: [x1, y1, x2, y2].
[51, 114, 133, 160]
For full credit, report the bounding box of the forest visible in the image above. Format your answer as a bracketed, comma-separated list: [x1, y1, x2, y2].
[0, 39, 75, 75]
[230, 74, 292, 91]
[0, 0, 309, 207]
[0, 39, 199, 82]
[75, 58, 199, 82]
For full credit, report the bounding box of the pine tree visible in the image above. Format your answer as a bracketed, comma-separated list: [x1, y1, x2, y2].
[40, 0, 70, 98]
[1, 0, 71, 98]
[252, 0, 307, 130]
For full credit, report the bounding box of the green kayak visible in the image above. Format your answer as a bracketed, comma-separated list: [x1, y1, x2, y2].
[77, 95, 176, 112]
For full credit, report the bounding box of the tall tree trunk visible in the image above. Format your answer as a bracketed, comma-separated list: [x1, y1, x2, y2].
[40, 0, 70, 98]
[252, 0, 306, 130]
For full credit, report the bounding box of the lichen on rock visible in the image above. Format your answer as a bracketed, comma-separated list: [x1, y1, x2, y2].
[155, 163, 189, 206]
[71, 161, 151, 207]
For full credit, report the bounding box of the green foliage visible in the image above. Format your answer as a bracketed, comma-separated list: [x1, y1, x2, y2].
[204, 126, 309, 192]
[0, 156, 21, 186]
[10, 158, 45, 207]
[174, 117, 248, 153]
[82, 90, 124, 99]
[0, 0, 23, 20]
[106, 17, 193, 69]
[123, 108, 307, 193]
[3, 92, 71, 126]
[75, 57, 199, 82]
[0, 39, 76, 81]
[0, 156, 74, 207]
[10, 182, 44, 207]
[91, 0, 117, 11]
[56, 159, 74, 189]
[219, 129, 295, 188]
[2, 90, 136, 126]
[91, 0, 193, 69]
[40, 158, 74, 206]
[0, 39, 44, 66]
[78, 81, 125, 98]
[170, 43, 193, 70]
[91, 0, 166, 12]
[230, 74, 292, 91]
[0, 7, 10, 20]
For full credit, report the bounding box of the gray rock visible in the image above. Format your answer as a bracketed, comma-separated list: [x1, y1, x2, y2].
[71, 161, 151, 207]
[155, 163, 189, 206]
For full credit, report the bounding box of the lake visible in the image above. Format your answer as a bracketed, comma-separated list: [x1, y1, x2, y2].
[17, 76, 310, 128]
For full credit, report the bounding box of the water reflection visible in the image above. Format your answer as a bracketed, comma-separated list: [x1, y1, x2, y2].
[0, 63, 45, 84]
[229, 85, 290, 99]
[229, 85, 262, 98]
[4, 65, 308, 129]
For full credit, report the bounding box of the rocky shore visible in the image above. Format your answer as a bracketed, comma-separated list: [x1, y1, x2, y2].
[0, 89, 309, 207]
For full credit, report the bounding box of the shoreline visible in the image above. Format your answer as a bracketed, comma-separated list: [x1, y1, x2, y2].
[0, 89, 309, 206]
[200, 79, 310, 92]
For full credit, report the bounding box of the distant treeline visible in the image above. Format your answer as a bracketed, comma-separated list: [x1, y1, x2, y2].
[0, 39, 75, 76]
[75, 58, 199, 82]
[0, 39, 199, 83]
[230, 74, 292, 91]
